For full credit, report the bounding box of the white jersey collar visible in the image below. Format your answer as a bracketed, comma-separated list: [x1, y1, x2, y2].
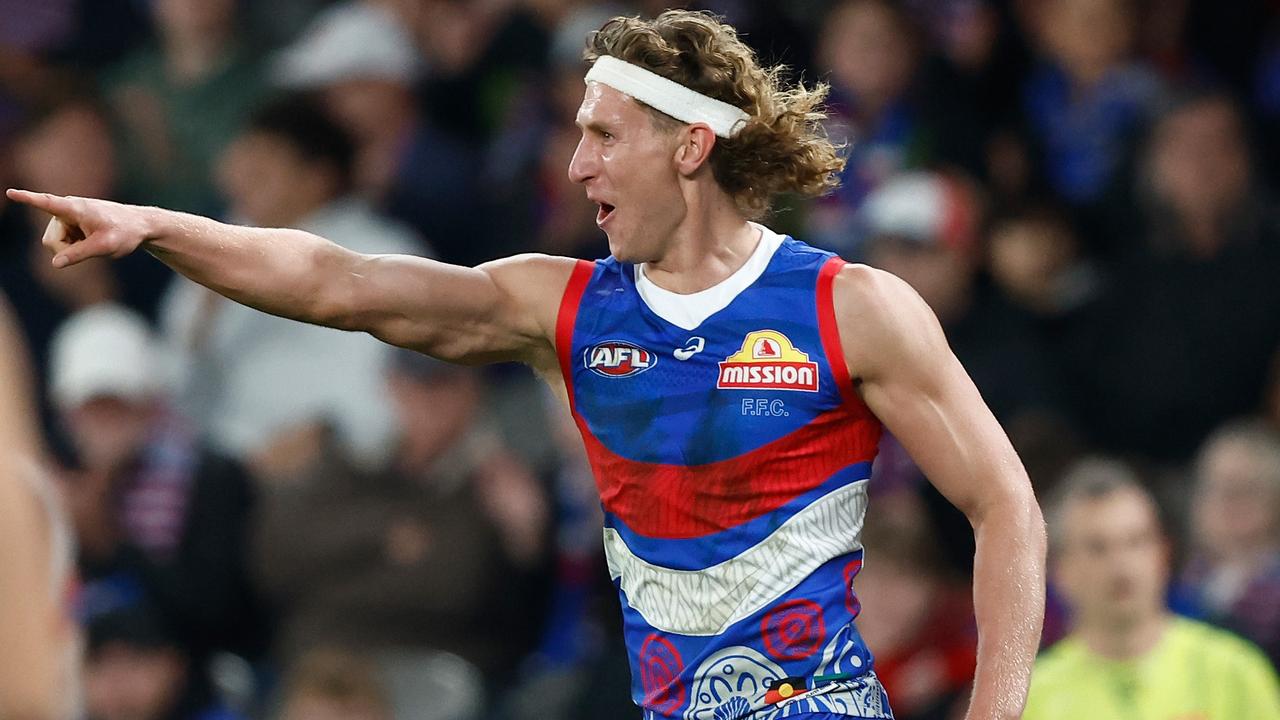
[634, 223, 784, 331]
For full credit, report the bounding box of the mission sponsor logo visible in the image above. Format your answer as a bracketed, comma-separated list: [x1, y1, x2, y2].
[717, 330, 819, 391]
[585, 340, 657, 378]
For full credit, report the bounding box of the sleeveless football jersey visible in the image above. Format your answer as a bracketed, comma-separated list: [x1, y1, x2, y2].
[556, 225, 892, 720]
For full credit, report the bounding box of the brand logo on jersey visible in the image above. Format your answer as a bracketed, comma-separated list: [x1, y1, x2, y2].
[673, 336, 705, 361]
[717, 330, 819, 391]
[585, 341, 657, 378]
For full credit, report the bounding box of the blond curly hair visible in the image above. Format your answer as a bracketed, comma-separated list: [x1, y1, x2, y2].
[585, 10, 845, 219]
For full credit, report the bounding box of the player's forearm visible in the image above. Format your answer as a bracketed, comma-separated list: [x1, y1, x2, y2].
[966, 487, 1046, 720]
[142, 207, 357, 327]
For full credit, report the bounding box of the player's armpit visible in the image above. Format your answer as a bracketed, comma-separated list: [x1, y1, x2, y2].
[333, 251, 579, 368]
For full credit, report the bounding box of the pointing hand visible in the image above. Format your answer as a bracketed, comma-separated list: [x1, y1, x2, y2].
[6, 189, 152, 268]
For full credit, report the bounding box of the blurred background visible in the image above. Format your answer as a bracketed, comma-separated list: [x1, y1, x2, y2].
[2, 0, 1280, 718]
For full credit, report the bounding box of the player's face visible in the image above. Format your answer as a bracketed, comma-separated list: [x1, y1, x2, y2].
[1054, 488, 1169, 632]
[568, 82, 684, 262]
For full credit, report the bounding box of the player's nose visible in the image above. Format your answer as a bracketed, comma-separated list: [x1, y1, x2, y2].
[567, 137, 597, 185]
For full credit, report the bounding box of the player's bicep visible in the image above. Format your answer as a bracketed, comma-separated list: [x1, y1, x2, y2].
[339, 252, 572, 365]
[838, 267, 1026, 520]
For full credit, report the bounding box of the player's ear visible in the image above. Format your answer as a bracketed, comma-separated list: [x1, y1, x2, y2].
[674, 124, 717, 177]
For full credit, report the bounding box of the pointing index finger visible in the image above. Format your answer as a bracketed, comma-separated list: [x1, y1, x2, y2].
[5, 189, 77, 218]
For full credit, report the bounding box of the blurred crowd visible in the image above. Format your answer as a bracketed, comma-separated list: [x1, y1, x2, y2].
[2, 0, 1280, 718]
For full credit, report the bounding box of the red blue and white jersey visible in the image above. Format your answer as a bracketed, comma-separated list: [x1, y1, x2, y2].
[556, 226, 893, 719]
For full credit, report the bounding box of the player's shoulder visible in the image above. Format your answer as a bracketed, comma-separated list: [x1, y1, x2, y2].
[482, 252, 585, 274]
[829, 263, 940, 355]
[831, 262, 917, 307]
[478, 253, 593, 332]
[481, 253, 587, 293]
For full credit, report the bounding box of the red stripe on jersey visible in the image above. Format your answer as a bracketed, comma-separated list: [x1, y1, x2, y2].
[578, 404, 880, 538]
[817, 257, 877, 428]
[556, 259, 595, 412]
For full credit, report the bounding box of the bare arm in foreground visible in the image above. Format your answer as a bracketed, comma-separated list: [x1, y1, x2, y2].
[0, 294, 72, 720]
[836, 265, 1047, 720]
[5, 190, 575, 371]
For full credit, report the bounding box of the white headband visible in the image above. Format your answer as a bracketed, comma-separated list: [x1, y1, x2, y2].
[585, 55, 750, 138]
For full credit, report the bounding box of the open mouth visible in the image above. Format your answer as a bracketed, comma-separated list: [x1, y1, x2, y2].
[596, 203, 616, 226]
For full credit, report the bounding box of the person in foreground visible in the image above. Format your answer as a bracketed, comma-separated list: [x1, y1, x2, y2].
[1024, 458, 1280, 720]
[0, 293, 79, 720]
[9, 11, 1045, 720]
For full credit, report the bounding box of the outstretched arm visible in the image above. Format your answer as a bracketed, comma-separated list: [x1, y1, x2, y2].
[6, 189, 575, 366]
[836, 265, 1046, 720]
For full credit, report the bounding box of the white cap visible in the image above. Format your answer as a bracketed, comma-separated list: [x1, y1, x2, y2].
[862, 171, 978, 253]
[212, 328, 398, 470]
[49, 303, 162, 408]
[272, 2, 422, 88]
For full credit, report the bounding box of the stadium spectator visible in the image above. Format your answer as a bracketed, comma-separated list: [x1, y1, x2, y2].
[2, 99, 125, 445]
[528, 9, 619, 260]
[0, 0, 150, 75]
[161, 93, 425, 471]
[911, 0, 1034, 188]
[0, 1, 75, 58]
[394, 0, 556, 263]
[83, 604, 246, 720]
[1182, 419, 1280, 667]
[396, 0, 550, 142]
[1022, 0, 1163, 213]
[1066, 90, 1280, 460]
[270, 1, 486, 264]
[101, 0, 265, 214]
[497, 390, 637, 720]
[862, 171, 1060, 427]
[985, 203, 1096, 320]
[7, 98, 173, 321]
[1025, 457, 1280, 719]
[1128, 89, 1275, 259]
[0, 0, 80, 139]
[809, 0, 933, 255]
[251, 351, 547, 694]
[275, 648, 392, 720]
[50, 304, 262, 664]
[983, 203, 1102, 446]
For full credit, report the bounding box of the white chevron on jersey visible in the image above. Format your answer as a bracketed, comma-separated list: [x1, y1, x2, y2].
[603, 479, 869, 636]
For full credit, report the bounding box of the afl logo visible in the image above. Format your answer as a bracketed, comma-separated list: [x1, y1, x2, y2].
[585, 341, 657, 378]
